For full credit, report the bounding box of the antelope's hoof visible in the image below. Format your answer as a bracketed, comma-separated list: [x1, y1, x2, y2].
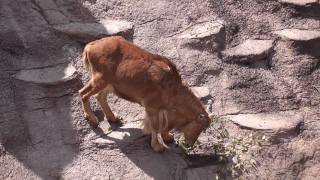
[90, 122, 99, 128]
[151, 142, 165, 153]
[85, 115, 99, 128]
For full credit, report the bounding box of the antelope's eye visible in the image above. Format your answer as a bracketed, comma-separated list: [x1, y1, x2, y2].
[198, 113, 205, 120]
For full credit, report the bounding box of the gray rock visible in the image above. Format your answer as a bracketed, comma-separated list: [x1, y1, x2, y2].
[274, 29, 320, 41]
[13, 63, 77, 84]
[190, 86, 210, 99]
[54, 22, 104, 38]
[53, 20, 134, 41]
[226, 111, 303, 131]
[177, 21, 224, 39]
[279, 0, 318, 6]
[176, 21, 225, 51]
[44, 10, 69, 25]
[33, 0, 59, 10]
[222, 39, 274, 63]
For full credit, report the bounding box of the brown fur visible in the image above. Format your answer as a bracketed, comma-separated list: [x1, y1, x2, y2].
[79, 36, 211, 152]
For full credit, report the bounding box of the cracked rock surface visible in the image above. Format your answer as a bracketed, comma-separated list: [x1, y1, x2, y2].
[0, 0, 320, 179]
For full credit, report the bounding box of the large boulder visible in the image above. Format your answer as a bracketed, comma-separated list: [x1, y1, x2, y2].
[53, 19, 134, 42]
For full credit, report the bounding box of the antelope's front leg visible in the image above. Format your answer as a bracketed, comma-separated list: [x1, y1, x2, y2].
[151, 132, 165, 153]
[96, 89, 122, 123]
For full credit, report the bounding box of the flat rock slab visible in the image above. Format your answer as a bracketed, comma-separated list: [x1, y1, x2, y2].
[177, 21, 224, 39]
[279, 0, 318, 6]
[274, 29, 320, 41]
[176, 21, 225, 51]
[222, 39, 274, 63]
[226, 112, 303, 131]
[13, 63, 77, 84]
[190, 86, 210, 99]
[92, 122, 144, 146]
[53, 20, 134, 41]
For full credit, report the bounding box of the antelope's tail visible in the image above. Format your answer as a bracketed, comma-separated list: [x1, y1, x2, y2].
[82, 46, 92, 73]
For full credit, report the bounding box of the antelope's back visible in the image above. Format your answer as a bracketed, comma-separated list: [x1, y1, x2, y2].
[83, 36, 183, 105]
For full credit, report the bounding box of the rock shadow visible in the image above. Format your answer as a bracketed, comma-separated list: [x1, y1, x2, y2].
[293, 39, 320, 58]
[292, 4, 320, 20]
[3, 77, 82, 180]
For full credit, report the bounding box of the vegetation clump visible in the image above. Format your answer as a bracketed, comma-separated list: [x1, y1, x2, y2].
[178, 116, 268, 179]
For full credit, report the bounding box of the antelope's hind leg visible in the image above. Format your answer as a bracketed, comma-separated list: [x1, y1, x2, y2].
[79, 80, 107, 128]
[96, 86, 121, 123]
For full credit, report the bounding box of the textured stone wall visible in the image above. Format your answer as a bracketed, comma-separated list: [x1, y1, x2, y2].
[0, 0, 319, 179]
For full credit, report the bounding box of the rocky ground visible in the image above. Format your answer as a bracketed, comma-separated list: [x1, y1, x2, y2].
[0, 0, 319, 179]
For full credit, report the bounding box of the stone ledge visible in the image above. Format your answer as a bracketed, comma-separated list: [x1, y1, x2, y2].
[222, 39, 274, 63]
[274, 29, 320, 41]
[226, 111, 303, 132]
[53, 20, 134, 41]
[176, 21, 225, 51]
[177, 21, 224, 39]
[13, 63, 77, 85]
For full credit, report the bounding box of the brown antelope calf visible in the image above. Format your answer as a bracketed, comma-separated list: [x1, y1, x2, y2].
[79, 36, 212, 152]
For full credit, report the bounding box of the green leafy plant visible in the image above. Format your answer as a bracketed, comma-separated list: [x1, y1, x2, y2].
[211, 116, 267, 178]
[177, 136, 194, 153]
[178, 116, 268, 179]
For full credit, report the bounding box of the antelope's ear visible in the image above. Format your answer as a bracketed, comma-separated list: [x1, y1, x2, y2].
[192, 91, 202, 99]
[190, 86, 202, 99]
